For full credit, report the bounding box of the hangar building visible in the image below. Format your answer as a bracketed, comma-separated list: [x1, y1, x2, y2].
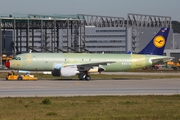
[0, 13, 177, 66]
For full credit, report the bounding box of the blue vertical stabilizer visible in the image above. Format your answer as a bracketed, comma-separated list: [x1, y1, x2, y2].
[138, 28, 170, 55]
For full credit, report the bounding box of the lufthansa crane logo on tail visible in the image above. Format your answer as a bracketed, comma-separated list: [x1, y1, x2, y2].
[153, 35, 165, 48]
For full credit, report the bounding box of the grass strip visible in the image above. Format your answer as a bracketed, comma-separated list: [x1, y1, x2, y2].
[0, 95, 179, 119]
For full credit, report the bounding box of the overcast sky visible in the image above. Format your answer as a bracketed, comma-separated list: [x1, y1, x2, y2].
[0, 0, 179, 20]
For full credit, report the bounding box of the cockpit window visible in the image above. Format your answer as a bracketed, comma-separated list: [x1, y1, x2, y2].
[12, 57, 21, 60]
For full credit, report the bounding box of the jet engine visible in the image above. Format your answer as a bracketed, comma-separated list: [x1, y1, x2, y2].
[52, 67, 79, 77]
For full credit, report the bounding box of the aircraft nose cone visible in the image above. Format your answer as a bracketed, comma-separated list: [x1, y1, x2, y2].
[5, 60, 10, 68]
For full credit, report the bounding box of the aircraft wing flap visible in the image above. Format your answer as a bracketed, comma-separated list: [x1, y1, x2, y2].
[78, 61, 115, 67]
[66, 61, 115, 67]
[65, 61, 115, 71]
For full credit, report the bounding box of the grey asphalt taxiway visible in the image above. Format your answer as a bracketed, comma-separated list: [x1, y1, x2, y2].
[0, 78, 180, 97]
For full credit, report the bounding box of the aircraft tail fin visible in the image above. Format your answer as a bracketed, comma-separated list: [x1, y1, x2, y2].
[138, 28, 170, 55]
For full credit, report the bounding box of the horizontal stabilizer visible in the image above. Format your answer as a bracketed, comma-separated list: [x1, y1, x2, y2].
[151, 57, 174, 64]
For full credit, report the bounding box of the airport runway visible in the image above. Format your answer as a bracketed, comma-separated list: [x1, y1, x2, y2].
[0, 78, 180, 97]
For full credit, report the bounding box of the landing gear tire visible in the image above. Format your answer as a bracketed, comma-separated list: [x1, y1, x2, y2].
[78, 73, 86, 80]
[78, 73, 91, 81]
[85, 75, 91, 81]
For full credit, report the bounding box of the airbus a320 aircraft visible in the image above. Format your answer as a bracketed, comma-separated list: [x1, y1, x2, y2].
[6, 28, 173, 80]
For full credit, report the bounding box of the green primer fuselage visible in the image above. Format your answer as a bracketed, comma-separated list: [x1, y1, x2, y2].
[9, 53, 168, 72]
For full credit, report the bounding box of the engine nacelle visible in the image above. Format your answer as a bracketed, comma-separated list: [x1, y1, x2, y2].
[52, 67, 78, 77]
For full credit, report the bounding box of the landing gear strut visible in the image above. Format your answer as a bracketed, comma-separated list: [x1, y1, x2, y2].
[78, 72, 91, 81]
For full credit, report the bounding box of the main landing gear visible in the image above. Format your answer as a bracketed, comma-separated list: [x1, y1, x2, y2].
[78, 72, 91, 81]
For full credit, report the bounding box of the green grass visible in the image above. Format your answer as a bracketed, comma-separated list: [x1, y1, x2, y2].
[1, 71, 180, 119]
[0, 95, 180, 120]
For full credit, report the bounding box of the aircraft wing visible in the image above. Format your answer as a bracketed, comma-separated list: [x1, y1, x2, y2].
[65, 61, 115, 71]
[151, 57, 174, 64]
